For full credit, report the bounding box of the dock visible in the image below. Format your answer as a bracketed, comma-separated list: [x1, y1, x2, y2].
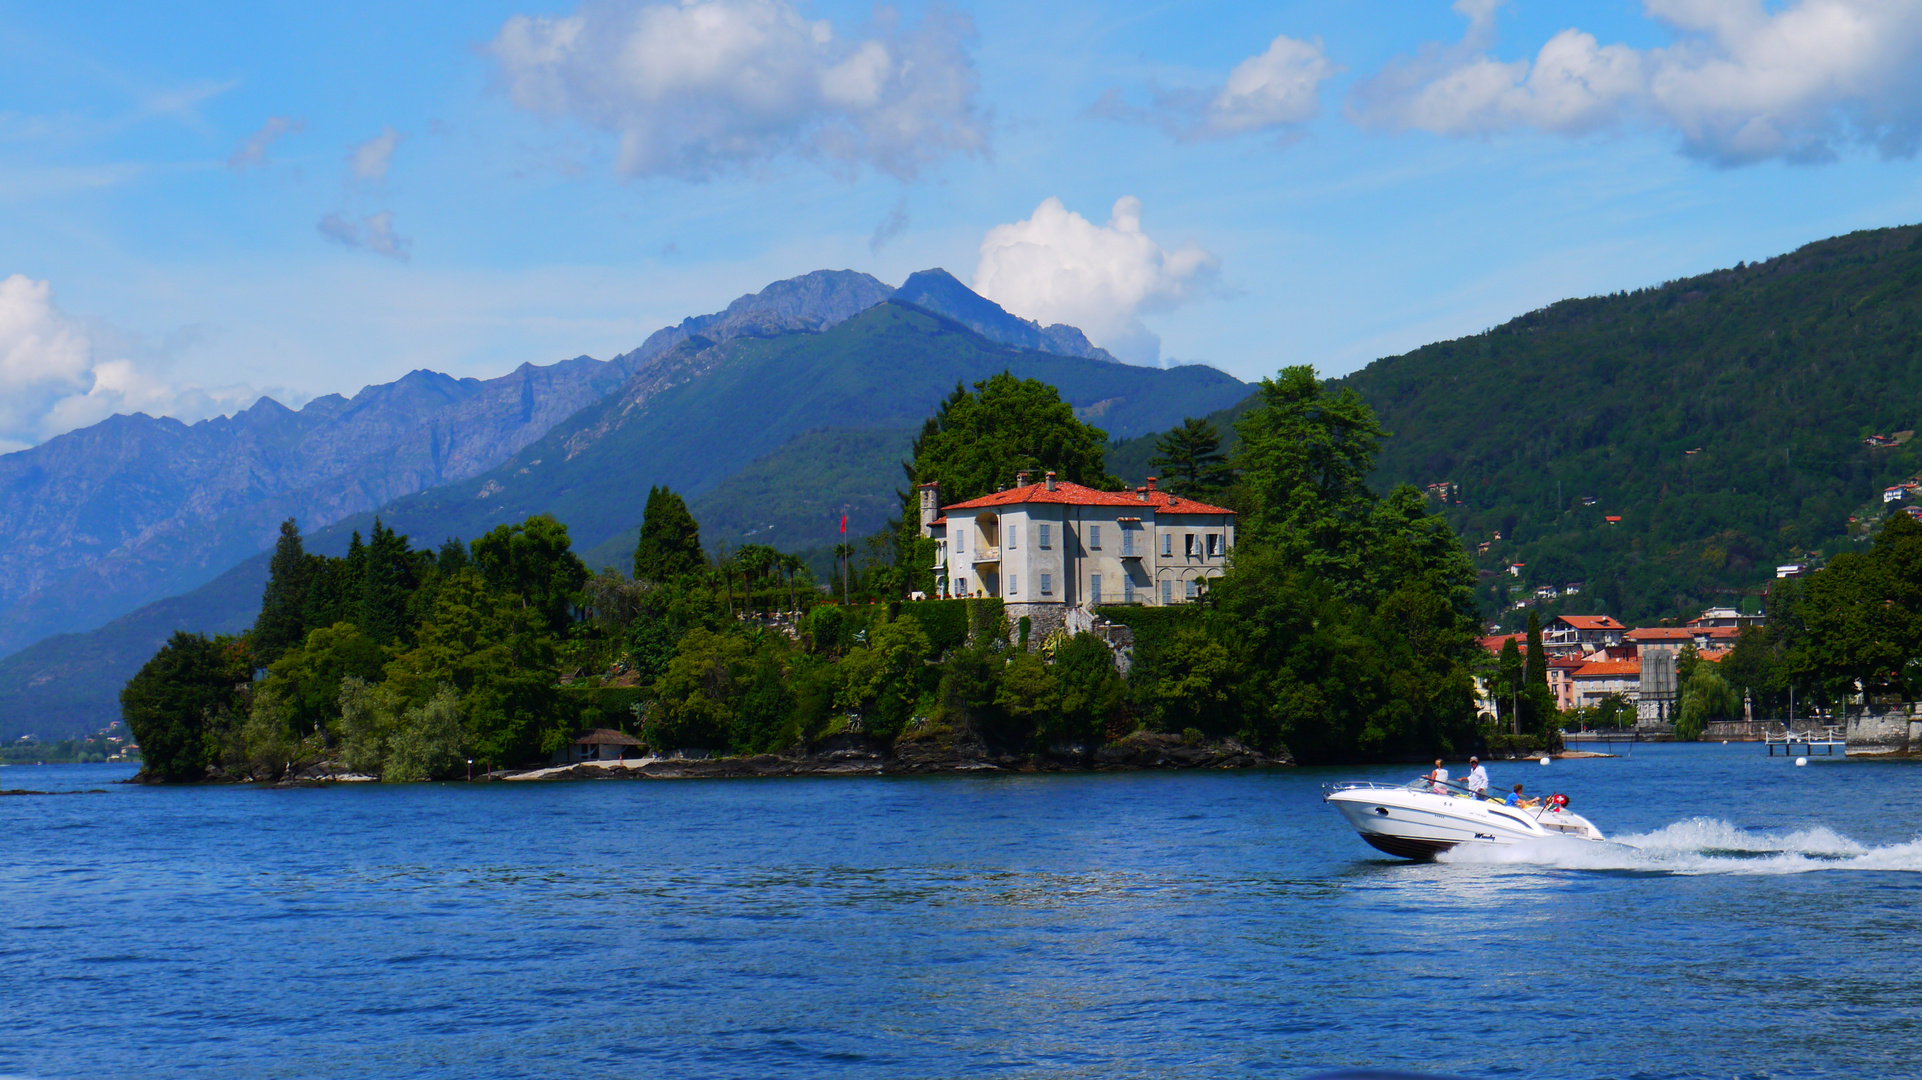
[1765, 726, 1846, 756]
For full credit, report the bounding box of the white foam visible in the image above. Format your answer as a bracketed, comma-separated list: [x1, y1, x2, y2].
[1435, 817, 1922, 875]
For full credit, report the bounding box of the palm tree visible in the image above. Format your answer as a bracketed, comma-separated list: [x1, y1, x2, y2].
[780, 552, 803, 617]
[832, 542, 855, 604]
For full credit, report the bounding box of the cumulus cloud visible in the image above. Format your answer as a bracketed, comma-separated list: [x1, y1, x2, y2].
[1097, 34, 1340, 142]
[972, 197, 1218, 366]
[0, 274, 262, 453]
[351, 126, 405, 181]
[1348, 0, 1922, 164]
[227, 116, 304, 170]
[317, 211, 411, 261]
[486, 0, 987, 180]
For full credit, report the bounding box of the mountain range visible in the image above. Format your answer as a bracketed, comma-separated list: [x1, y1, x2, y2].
[0, 271, 1247, 739]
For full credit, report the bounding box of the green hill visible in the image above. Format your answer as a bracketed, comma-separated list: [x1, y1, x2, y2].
[1112, 221, 1922, 626]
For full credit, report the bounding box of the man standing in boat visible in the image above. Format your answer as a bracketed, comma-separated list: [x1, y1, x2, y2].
[1464, 757, 1488, 798]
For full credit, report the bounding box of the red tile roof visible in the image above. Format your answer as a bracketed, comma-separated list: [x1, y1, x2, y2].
[1625, 627, 1694, 641]
[1697, 649, 1731, 662]
[1574, 660, 1641, 677]
[1553, 615, 1625, 630]
[942, 480, 1234, 515]
[1479, 633, 1525, 654]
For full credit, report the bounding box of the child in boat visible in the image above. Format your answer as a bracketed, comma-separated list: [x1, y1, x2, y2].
[1504, 783, 1540, 809]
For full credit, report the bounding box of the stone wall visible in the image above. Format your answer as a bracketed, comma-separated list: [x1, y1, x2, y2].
[1845, 711, 1922, 756]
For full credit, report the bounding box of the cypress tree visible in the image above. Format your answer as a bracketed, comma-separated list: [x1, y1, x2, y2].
[1523, 610, 1552, 734]
[252, 519, 311, 667]
[634, 487, 705, 582]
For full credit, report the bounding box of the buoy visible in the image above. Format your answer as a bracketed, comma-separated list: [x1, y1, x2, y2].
[1795, 757, 1809, 767]
[1722, 740, 1729, 745]
[1540, 756, 1552, 766]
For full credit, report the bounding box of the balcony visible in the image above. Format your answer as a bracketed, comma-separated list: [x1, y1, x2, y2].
[971, 546, 1001, 565]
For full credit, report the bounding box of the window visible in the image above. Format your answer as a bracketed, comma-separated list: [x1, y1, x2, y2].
[1123, 576, 1135, 603]
[1184, 533, 1196, 557]
[1161, 532, 1172, 556]
[1010, 573, 1018, 595]
[1090, 573, 1102, 602]
[1089, 525, 1102, 550]
[1007, 522, 1016, 549]
[1040, 572, 1052, 595]
[1039, 523, 1051, 549]
[1160, 580, 1172, 605]
[1186, 578, 1199, 600]
[1207, 533, 1222, 557]
[954, 576, 967, 595]
[1122, 524, 1136, 556]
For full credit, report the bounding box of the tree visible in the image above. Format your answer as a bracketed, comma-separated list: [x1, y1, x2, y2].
[1522, 610, 1553, 734]
[121, 632, 251, 781]
[252, 622, 388, 740]
[896, 373, 1120, 555]
[1149, 417, 1230, 496]
[1232, 365, 1388, 585]
[1497, 637, 1524, 734]
[633, 486, 706, 582]
[471, 515, 590, 635]
[359, 518, 417, 647]
[1678, 664, 1740, 740]
[253, 519, 312, 667]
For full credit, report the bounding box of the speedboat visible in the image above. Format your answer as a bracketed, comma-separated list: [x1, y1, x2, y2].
[1323, 776, 1607, 860]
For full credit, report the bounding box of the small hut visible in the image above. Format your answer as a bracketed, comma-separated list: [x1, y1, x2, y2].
[558, 728, 644, 764]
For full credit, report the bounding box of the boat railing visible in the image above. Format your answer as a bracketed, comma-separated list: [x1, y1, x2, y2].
[1324, 777, 1492, 800]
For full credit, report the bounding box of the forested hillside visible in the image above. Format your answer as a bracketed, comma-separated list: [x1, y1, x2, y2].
[1114, 222, 1922, 625]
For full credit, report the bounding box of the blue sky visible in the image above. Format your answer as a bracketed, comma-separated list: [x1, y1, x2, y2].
[4, 0, 1922, 451]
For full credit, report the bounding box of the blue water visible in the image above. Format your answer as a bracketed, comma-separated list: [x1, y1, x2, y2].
[4, 744, 1920, 1079]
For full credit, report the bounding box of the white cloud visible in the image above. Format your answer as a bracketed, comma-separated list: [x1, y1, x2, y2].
[1348, 0, 1922, 165]
[317, 211, 412, 261]
[485, 0, 987, 181]
[1098, 34, 1340, 142]
[228, 116, 304, 171]
[0, 274, 264, 451]
[972, 197, 1219, 366]
[351, 126, 404, 181]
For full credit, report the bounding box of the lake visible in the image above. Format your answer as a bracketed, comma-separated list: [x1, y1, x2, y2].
[4, 743, 1919, 1079]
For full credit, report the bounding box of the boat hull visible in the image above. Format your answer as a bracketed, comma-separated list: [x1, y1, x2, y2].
[1325, 785, 1604, 860]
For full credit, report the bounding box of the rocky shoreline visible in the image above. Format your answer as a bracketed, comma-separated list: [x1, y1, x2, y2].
[494, 730, 1290, 782]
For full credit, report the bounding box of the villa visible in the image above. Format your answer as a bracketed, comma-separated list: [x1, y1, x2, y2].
[920, 473, 1235, 638]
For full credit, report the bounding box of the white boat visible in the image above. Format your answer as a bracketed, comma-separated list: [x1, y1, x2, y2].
[1323, 776, 1607, 859]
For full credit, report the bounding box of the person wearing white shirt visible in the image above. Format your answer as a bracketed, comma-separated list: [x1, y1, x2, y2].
[1464, 756, 1489, 798]
[1428, 758, 1449, 793]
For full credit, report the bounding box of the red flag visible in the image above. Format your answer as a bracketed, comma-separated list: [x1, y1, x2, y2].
[840, 514, 847, 534]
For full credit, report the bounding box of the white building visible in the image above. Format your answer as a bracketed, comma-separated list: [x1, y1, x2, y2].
[920, 473, 1236, 638]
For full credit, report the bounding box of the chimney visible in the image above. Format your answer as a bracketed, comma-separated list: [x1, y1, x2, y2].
[1016, 470, 1031, 488]
[918, 481, 941, 538]
[1145, 477, 1158, 492]
[1045, 471, 1057, 491]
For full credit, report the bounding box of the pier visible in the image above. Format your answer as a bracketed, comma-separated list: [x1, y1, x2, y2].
[1765, 727, 1846, 756]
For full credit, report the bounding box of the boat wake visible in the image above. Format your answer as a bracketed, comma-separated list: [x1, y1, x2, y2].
[1435, 817, 1922, 874]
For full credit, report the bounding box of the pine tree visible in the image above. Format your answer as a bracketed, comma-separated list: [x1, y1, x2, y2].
[252, 519, 312, 667]
[633, 486, 705, 582]
[359, 518, 415, 647]
[1149, 417, 1230, 496]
